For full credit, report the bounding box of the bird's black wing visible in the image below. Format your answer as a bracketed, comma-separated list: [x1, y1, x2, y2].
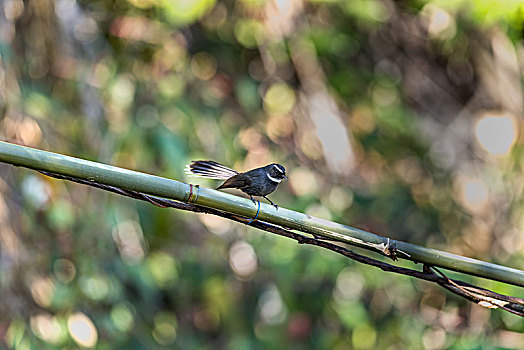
[217, 173, 251, 190]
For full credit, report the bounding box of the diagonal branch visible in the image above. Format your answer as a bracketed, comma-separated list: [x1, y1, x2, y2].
[39, 170, 524, 316]
[1, 141, 524, 316]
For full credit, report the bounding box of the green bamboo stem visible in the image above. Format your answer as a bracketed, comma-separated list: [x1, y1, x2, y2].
[1, 140, 523, 287]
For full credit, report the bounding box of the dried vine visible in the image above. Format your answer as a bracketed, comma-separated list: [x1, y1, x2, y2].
[39, 170, 524, 317]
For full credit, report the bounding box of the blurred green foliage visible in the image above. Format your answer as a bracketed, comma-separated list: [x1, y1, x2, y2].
[1, 0, 524, 348]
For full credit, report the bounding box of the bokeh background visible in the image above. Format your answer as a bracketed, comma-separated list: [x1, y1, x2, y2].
[1, 0, 524, 348]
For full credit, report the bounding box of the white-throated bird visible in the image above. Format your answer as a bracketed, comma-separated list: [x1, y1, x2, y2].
[185, 160, 287, 209]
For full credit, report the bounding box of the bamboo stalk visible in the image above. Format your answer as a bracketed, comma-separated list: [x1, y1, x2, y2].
[1, 140, 523, 287]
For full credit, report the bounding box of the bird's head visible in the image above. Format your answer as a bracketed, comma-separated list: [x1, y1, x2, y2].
[266, 163, 287, 183]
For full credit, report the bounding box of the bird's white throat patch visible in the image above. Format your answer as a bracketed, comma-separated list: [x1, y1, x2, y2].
[267, 173, 283, 183]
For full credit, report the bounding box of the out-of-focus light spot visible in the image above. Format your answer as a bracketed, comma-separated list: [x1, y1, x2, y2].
[153, 41, 187, 73]
[421, 4, 456, 39]
[475, 113, 517, 156]
[48, 200, 75, 231]
[263, 82, 296, 115]
[126, 0, 157, 9]
[440, 307, 462, 331]
[158, 75, 186, 99]
[462, 220, 491, 254]
[90, 60, 112, 88]
[499, 228, 524, 255]
[111, 303, 135, 333]
[326, 187, 353, 213]
[372, 84, 398, 106]
[74, 16, 99, 42]
[289, 168, 319, 196]
[136, 104, 160, 128]
[456, 176, 489, 213]
[80, 274, 110, 301]
[258, 285, 287, 325]
[345, 0, 390, 23]
[266, 114, 295, 140]
[6, 321, 25, 349]
[394, 157, 424, 185]
[4, 0, 24, 20]
[191, 52, 217, 80]
[202, 3, 227, 30]
[248, 57, 266, 80]
[29, 276, 55, 308]
[26, 92, 51, 119]
[22, 175, 49, 208]
[229, 241, 257, 279]
[306, 204, 332, 221]
[193, 307, 220, 332]
[194, 118, 220, 151]
[53, 258, 76, 283]
[55, 0, 76, 20]
[112, 221, 145, 265]
[199, 215, 232, 235]
[53, 55, 78, 80]
[239, 0, 266, 8]
[234, 19, 264, 48]
[352, 324, 377, 349]
[110, 75, 136, 109]
[350, 106, 375, 135]
[287, 312, 312, 340]
[238, 127, 266, 153]
[110, 16, 165, 44]
[300, 129, 323, 160]
[162, 0, 216, 25]
[30, 314, 65, 345]
[152, 312, 177, 346]
[203, 277, 231, 315]
[333, 268, 364, 304]
[420, 294, 445, 324]
[236, 78, 260, 110]
[422, 327, 447, 349]
[67, 312, 98, 348]
[209, 73, 233, 100]
[263, 0, 298, 39]
[146, 252, 178, 288]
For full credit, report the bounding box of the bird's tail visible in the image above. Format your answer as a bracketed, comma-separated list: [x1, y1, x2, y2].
[185, 160, 238, 180]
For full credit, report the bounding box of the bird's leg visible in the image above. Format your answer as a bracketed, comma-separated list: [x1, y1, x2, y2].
[263, 196, 278, 210]
[249, 195, 257, 205]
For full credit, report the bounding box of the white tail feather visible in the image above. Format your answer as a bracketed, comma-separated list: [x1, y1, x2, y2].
[185, 161, 238, 180]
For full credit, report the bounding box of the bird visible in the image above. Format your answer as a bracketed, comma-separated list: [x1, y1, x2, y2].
[185, 160, 287, 209]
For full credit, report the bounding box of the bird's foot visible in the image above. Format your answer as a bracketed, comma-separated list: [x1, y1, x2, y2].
[263, 196, 279, 210]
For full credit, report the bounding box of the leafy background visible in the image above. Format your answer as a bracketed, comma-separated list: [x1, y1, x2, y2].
[1, 0, 523, 348]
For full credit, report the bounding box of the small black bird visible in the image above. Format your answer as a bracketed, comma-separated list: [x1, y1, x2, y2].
[185, 160, 287, 209]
